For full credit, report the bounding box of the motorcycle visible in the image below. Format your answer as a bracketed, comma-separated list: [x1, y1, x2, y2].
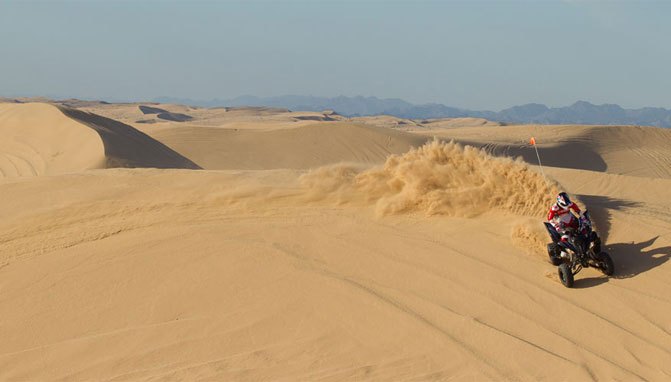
[544, 210, 614, 288]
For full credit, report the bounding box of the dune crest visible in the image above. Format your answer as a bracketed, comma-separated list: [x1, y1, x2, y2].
[57, 106, 200, 170]
[0, 103, 106, 177]
[0, 103, 199, 178]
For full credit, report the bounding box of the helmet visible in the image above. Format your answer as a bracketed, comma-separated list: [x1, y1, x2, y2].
[557, 192, 571, 208]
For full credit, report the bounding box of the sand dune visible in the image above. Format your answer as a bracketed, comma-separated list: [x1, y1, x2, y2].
[146, 122, 427, 170]
[1, 147, 669, 380]
[49, 99, 502, 132]
[0, 103, 199, 178]
[416, 123, 671, 179]
[58, 107, 200, 170]
[73, 102, 339, 130]
[416, 117, 503, 128]
[1, 102, 670, 380]
[0, 103, 106, 177]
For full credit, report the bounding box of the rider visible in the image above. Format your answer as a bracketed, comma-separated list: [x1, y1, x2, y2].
[547, 192, 582, 246]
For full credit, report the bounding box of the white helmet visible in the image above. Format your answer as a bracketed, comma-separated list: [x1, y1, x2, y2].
[557, 192, 571, 208]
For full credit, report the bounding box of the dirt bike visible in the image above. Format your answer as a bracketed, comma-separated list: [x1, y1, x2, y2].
[544, 210, 614, 288]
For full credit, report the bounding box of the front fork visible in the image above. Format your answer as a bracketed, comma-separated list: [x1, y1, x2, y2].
[564, 233, 602, 276]
[569, 251, 591, 275]
[570, 254, 585, 275]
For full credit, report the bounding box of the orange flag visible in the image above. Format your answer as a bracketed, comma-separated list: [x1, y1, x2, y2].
[529, 137, 536, 145]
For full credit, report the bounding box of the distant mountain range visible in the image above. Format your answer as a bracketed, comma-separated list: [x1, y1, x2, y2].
[153, 96, 671, 127]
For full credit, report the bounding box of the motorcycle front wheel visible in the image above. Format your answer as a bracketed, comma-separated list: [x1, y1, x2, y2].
[547, 243, 562, 266]
[558, 263, 574, 288]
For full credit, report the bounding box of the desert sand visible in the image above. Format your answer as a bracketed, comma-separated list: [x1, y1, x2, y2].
[0, 101, 670, 380]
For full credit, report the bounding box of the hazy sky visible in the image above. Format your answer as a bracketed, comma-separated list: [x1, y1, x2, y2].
[1, 0, 670, 110]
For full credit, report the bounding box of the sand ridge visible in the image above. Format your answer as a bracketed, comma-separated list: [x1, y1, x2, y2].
[0, 103, 199, 179]
[415, 123, 671, 179]
[145, 121, 427, 170]
[0, 103, 106, 177]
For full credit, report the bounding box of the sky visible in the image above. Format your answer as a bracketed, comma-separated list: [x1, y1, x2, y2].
[1, 0, 670, 110]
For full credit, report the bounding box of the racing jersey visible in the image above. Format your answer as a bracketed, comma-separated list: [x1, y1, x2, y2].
[547, 202, 581, 229]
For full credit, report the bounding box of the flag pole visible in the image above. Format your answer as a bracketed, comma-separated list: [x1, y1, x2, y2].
[530, 137, 546, 180]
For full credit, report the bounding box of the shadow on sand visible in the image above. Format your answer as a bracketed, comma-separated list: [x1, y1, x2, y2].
[576, 194, 641, 243]
[608, 237, 671, 279]
[572, 275, 609, 289]
[564, 195, 669, 287]
[457, 140, 609, 173]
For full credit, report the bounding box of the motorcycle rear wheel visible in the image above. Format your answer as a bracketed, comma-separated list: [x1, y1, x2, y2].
[596, 252, 614, 276]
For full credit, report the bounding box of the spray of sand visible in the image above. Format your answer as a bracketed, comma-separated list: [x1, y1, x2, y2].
[300, 139, 561, 255]
[510, 220, 552, 255]
[301, 139, 558, 218]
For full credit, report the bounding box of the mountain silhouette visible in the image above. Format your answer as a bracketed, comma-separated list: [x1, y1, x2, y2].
[153, 96, 671, 127]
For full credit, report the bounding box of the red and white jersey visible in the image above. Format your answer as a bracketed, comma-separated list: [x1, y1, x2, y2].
[547, 202, 581, 227]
